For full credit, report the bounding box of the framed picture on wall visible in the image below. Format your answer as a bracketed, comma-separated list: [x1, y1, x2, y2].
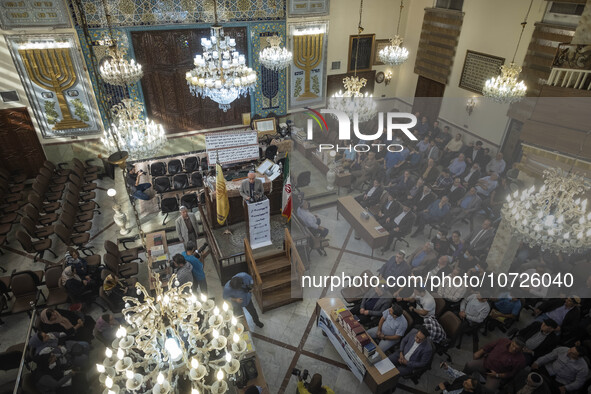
[373, 39, 390, 66]
[348, 34, 375, 73]
[459, 50, 506, 94]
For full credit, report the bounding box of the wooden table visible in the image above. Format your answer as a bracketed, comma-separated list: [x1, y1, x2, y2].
[145, 230, 171, 291]
[316, 298, 399, 393]
[237, 318, 269, 394]
[337, 196, 389, 257]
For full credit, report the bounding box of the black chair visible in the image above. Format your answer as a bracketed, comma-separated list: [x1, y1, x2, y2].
[265, 145, 278, 161]
[200, 156, 208, 169]
[153, 177, 171, 193]
[181, 193, 199, 210]
[173, 174, 189, 190]
[168, 159, 182, 175]
[295, 171, 311, 191]
[184, 157, 200, 172]
[191, 172, 204, 187]
[159, 196, 179, 225]
[150, 162, 166, 177]
[403, 339, 436, 385]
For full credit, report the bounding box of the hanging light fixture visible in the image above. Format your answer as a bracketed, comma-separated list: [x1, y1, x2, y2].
[98, 0, 143, 86]
[328, 0, 376, 123]
[101, 99, 166, 160]
[96, 276, 247, 394]
[186, 0, 257, 111]
[483, 0, 533, 104]
[259, 35, 293, 71]
[378, 0, 409, 66]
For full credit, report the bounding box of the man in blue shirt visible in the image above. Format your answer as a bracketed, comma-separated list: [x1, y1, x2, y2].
[182, 241, 207, 295]
[411, 196, 451, 237]
[485, 292, 522, 334]
[223, 272, 264, 328]
[448, 153, 467, 177]
[385, 147, 410, 179]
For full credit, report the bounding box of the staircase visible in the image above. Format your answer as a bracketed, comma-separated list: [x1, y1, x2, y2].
[244, 228, 305, 313]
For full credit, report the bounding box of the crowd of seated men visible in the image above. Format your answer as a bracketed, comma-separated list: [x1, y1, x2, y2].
[338, 112, 591, 393]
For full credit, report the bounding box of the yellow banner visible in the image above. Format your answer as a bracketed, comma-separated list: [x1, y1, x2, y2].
[216, 163, 229, 225]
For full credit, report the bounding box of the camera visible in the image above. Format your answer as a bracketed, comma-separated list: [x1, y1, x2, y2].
[291, 368, 309, 381]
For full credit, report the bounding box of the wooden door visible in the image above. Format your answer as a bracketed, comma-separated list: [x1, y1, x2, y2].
[131, 28, 250, 134]
[0, 107, 46, 179]
[412, 76, 445, 124]
[501, 119, 523, 165]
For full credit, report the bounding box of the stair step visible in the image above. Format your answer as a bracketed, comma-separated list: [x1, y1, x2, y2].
[257, 256, 291, 276]
[261, 286, 302, 312]
[261, 272, 292, 292]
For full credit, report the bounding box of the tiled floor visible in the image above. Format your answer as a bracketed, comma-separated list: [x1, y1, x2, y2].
[0, 161, 523, 394]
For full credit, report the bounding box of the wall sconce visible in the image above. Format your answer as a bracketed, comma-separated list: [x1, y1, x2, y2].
[385, 70, 392, 86]
[466, 98, 476, 116]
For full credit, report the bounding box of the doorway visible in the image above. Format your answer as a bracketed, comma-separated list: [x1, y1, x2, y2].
[412, 76, 445, 124]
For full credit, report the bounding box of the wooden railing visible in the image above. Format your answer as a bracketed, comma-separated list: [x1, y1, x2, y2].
[547, 67, 591, 90]
[284, 228, 306, 288]
[243, 237, 263, 309]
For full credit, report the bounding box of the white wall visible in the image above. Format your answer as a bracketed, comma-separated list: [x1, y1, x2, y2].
[392, 0, 547, 146]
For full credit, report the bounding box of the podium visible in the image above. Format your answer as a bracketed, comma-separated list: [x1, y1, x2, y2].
[244, 198, 272, 249]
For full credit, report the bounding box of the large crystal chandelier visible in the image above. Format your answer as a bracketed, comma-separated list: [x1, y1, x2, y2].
[328, 0, 376, 123]
[259, 35, 292, 71]
[98, 0, 143, 87]
[483, 0, 533, 104]
[502, 168, 591, 255]
[101, 99, 166, 160]
[186, 0, 256, 111]
[378, 0, 409, 66]
[100, 46, 144, 87]
[97, 274, 248, 394]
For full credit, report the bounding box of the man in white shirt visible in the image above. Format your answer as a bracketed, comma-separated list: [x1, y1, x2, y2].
[475, 173, 499, 197]
[296, 200, 328, 238]
[398, 287, 435, 323]
[486, 153, 506, 175]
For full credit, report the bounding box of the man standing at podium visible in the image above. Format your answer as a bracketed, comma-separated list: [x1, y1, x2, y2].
[240, 171, 265, 203]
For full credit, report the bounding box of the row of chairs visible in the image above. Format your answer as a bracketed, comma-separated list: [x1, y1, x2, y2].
[149, 156, 206, 177]
[158, 191, 200, 225]
[153, 171, 204, 194]
[0, 167, 30, 257]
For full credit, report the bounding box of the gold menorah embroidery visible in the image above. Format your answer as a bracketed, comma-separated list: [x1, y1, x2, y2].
[293, 33, 323, 100]
[19, 47, 90, 130]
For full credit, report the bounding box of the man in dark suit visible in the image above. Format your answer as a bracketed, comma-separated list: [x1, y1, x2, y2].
[461, 163, 482, 189]
[376, 193, 399, 227]
[240, 171, 265, 203]
[390, 326, 433, 377]
[516, 319, 559, 363]
[463, 140, 486, 168]
[355, 179, 383, 208]
[380, 203, 415, 253]
[449, 187, 482, 225]
[447, 177, 466, 205]
[465, 219, 495, 256]
[412, 185, 437, 213]
[387, 170, 414, 198]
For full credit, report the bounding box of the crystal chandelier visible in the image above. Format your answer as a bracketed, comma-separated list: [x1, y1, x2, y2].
[502, 168, 591, 255]
[101, 99, 166, 160]
[378, 0, 409, 66]
[328, 0, 376, 123]
[259, 35, 292, 71]
[186, 0, 256, 111]
[100, 46, 144, 87]
[98, 0, 143, 87]
[483, 0, 533, 103]
[96, 274, 248, 394]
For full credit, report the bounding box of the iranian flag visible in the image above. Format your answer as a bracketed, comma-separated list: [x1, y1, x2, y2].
[282, 153, 292, 221]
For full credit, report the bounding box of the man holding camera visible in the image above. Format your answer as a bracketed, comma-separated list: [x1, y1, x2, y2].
[223, 272, 264, 328]
[126, 164, 152, 200]
[240, 171, 265, 203]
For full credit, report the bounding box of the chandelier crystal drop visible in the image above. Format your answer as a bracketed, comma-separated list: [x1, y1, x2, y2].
[328, 76, 377, 123]
[101, 99, 166, 160]
[99, 49, 144, 86]
[259, 35, 292, 71]
[96, 274, 247, 394]
[502, 168, 591, 255]
[186, 25, 257, 111]
[482, 63, 527, 104]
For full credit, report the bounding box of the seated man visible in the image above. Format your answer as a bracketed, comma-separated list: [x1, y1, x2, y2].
[416, 135, 430, 155]
[431, 228, 451, 256]
[375, 193, 399, 228]
[418, 159, 439, 185]
[517, 319, 559, 363]
[406, 241, 437, 274]
[297, 200, 329, 238]
[366, 304, 407, 351]
[459, 293, 490, 327]
[449, 187, 482, 226]
[532, 345, 588, 393]
[437, 363, 481, 394]
[378, 252, 411, 298]
[397, 287, 436, 324]
[351, 283, 392, 325]
[534, 297, 581, 342]
[411, 196, 451, 237]
[434, 125, 453, 149]
[423, 315, 447, 345]
[126, 164, 152, 200]
[448, 230, 464, 261]
[355, 179, 383, 208]
[435, 266, 467, 307]
[387, 170, 414, 198]
[475, 173, 499, 198]
[380, 203, 415, 253]
[402, 177, 425, 206]
[431, 169, 454, 196]
[389, 327, 433, 377]
[486, 291, 522, 332]
[502, 371, 550, 394]
[464, 220, 495, 257]
[385, 148, 410, 180]
[486, 152, 506, 175]
[448, 153, 467, 178]
[412, 186, 438, 214]
[425, 255, 452, 278]
[391, 146, 421, 177]
[447, 177, 466, 205]
[461, 163, 482, 189]
[464, 338, 527, 391]
[351, 152, 378, 190]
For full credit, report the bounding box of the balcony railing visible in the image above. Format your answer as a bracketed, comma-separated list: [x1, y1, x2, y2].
[547, 67, 591, 90]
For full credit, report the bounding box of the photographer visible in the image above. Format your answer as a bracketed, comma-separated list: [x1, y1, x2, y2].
[223, 272, 264, 328]
[293, 370, 335, 394]
[126, 164, 152, 200]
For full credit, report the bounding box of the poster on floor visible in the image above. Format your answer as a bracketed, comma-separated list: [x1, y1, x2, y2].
[317, 308, 366, 382]
[247, 198, 272, 249]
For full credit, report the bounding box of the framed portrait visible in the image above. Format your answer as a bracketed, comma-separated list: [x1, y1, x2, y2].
[348, 34, 375, 73]
[459, 50, 506, 94]
[253, 117, 276, 136]
[373, 39, 390, 66]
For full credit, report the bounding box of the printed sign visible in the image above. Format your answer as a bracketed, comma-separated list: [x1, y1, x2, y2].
[205, 130, 259, 165]
[247, 198, 272, 249]
[0, 0, 70, 29]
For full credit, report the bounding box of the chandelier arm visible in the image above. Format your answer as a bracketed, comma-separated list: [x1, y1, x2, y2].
[511, 0, 534, 63]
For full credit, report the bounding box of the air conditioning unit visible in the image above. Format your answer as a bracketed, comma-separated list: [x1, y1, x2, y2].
[543, 1, 585, 27]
